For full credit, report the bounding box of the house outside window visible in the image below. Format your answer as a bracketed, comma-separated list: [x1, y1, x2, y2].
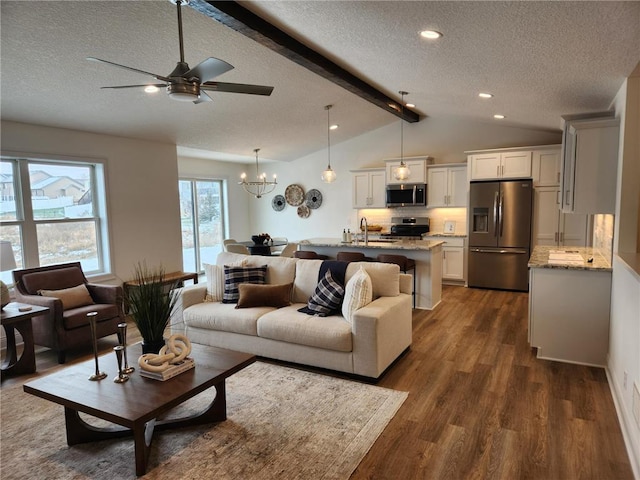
[179, 179, 226, 273]
[0, 156, 110, 284]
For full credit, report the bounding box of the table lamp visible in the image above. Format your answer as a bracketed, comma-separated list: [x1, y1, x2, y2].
[0, 240, 17, 309]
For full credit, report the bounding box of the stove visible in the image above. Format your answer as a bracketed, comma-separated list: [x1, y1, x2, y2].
[380, 217, 430, 238]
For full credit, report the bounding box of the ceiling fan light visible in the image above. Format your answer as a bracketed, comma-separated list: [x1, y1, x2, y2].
[168, 91, 197, 101]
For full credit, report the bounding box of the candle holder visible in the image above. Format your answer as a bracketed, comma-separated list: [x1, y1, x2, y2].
[87, 311, 107, 381]
[113, 345, 129, 383]
[117, 322, 135, 374]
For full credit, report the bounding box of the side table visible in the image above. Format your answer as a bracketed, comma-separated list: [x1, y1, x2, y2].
[1, 302, 49, 380]
[123, 271, 198, 312]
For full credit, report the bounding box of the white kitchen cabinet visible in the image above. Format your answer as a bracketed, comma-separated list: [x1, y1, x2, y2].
[385, 156, 429, 185]
[351, 168, 386, 208]
[427, 164, 467, 207]
[560, 117, 619, 214]
[533, 187, 589, 246]
[531, 146, 561, 187]
[468, 150, 532, 180]
[529, 266, 611, 366]
[429, 235, 465, 284]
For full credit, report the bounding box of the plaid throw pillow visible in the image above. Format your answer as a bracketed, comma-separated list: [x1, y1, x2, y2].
[222, 265, 267, 304]
[299, 269, 345, 317]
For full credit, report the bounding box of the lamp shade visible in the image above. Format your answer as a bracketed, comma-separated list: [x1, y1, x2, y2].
[0, 241, 17, 272]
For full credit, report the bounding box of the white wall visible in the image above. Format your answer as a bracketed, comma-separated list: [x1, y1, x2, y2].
[1, 121, 183, 284]
[248, 115, 561, 240]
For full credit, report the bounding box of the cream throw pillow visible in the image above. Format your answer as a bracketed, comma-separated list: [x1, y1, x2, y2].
[204, 259, 246, 302]
[341, 266, 373, 324]
[39, 284, 94, 310]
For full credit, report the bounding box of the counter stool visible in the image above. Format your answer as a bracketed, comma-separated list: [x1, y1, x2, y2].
[294, 251, 329, 260]
[377, 254, 417, 308]
[337, 251, 367, 263]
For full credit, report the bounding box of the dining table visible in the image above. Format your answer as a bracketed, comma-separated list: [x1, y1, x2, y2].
[239, 240, 287, 256]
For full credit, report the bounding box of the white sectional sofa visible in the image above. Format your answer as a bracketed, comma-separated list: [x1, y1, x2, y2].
[173, 252, 413, 379]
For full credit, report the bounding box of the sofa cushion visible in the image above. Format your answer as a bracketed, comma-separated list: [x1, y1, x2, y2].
[236, 283, 292, 309]
[258, 305, 352, 352]
[342, 266, 373, 324]
[222, 265, 267, 304]
[292, 259, 323, 303]
[184, 302, 272, 336]
[243, 255, 297, 286]
[21, 267, 86, 295]
[298, 269, 344, 317]
[346, 262, 400, 298]
[39, 284, 95, 310]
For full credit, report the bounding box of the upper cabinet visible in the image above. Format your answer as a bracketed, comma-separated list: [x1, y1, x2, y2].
[467, 149, 532, 180]
[531, 146, 561, 187]
[384, 156, 430, 185]
[351, 168, 386, 209]
[560, 116, 619, 214]
[427, 164, 467, 207]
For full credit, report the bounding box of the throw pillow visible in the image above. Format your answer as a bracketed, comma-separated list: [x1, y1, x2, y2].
[298, 269, 345, 317]
[236, 282, 293, 309]
[222, 265, 267, 304]
[204, 259, 245, 302]
[341, 266, 373, 324]
[39, 283, 94, 310]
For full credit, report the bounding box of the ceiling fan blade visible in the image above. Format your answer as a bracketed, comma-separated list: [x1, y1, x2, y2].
[193, 91, 213, 104]
[100, 84, 166, 90]
[87, 57, 171, 82]
[185, 57, 234, 83]
[201, 81, 274, 96]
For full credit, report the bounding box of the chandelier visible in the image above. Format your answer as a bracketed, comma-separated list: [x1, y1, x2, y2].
[239, 148, 277, 198]
[394, 91, 411, 181]
[321, 104, 337, 183]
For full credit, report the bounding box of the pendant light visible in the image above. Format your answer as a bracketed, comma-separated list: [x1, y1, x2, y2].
[239, 148, 277, 198]
[394, 91, 411, 181]
[321, 104, 337, 183]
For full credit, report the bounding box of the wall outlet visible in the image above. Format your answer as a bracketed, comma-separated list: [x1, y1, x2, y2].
[633, 382, 640, 429]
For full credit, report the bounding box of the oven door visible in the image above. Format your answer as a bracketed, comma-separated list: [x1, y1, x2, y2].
[386, 184, 426, 207]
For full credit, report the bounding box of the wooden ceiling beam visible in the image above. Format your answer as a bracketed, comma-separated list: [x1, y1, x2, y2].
[188, 0, 421, 123]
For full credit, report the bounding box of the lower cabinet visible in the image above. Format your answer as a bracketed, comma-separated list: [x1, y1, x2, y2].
[430, 236, 465, 284]
[528, 267, 611, 366]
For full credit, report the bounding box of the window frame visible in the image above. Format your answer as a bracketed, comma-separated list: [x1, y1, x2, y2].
[0, 151, 112, 278]
[179, 176, 227, 274]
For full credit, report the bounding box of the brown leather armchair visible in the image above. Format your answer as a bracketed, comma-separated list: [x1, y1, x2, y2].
[12, 262, 124, 363]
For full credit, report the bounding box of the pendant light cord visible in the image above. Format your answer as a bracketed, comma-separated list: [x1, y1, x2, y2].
[325, 104, 332, 169]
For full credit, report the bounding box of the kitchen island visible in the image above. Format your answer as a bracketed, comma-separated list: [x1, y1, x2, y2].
[299, 238, 444, 310]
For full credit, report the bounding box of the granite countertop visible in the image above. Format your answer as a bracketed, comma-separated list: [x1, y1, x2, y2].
[300, 238, 444, 251]
[528, 246, 612, 272]
[425, 233, 468, 238]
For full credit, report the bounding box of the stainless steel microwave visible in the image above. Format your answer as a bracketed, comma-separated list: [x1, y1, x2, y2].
[385, 184, 427, 207]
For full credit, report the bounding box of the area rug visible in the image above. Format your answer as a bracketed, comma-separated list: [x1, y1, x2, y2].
[1, 361, 407, 479]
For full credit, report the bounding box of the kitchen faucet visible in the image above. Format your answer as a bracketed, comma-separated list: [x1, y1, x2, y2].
[360, 217, 368, 245]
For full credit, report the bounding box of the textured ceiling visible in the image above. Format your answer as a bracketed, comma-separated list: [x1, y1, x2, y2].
[1, 1, 639, 163]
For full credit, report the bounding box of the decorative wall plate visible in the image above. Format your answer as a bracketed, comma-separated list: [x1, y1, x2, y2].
[272, 195, 286, 212]
[297, 204, 310, 218]
[285, 184, 305, 206]
[305, 189, 323, 209]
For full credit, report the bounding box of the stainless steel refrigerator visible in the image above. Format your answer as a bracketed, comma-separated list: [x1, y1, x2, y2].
[468, 179, 533, 291]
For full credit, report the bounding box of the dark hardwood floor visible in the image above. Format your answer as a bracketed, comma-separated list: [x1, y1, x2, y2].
[3, 286, 634, 479]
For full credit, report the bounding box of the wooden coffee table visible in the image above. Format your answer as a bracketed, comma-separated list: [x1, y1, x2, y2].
[24, 343, 255, 476]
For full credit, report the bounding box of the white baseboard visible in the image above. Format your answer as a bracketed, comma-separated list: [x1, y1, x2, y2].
[606, 366, 640, 480]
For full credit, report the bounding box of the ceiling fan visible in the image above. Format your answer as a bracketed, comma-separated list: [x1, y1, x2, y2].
[87, 0, 273, 104]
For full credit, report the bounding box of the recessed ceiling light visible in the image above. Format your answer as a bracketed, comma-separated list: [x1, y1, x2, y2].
[493, 114, 505, 119]
[406, 103, 416, 108]
[420, 30, 442, 39]
[144, 85, 160, 93]
[330, 124, 339, 130]
[478, 93, 493, 99]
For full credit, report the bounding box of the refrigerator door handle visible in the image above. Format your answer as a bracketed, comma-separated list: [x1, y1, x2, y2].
[493, 191, 499, 237]
[498, 193, 504, 237]
[470, 248, 528, 254]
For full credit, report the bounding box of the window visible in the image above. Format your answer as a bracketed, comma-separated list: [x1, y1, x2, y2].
[0, 156, 110, 284]
[179, 179, 226, 273]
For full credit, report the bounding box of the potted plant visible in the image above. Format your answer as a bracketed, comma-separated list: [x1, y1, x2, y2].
[125, 262, 180, 354]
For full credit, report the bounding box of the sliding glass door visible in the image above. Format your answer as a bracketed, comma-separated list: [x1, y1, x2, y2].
[179, 179, 225, 273]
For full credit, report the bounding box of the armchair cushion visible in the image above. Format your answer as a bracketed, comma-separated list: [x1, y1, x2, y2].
[39, 284, 95, 310]
[21, 266, 86, 295]
[63, 303, 120, 330]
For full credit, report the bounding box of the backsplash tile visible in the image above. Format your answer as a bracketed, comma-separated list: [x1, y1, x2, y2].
[593, 214, 614, 262]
